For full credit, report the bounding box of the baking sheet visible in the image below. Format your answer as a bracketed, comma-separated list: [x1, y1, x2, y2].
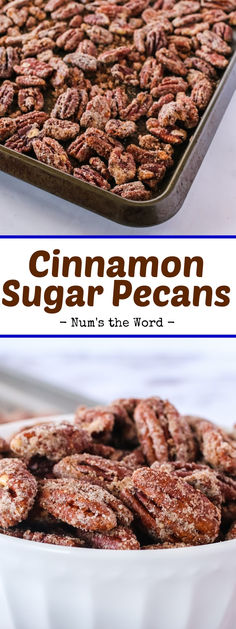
[0, 39, 235, 227]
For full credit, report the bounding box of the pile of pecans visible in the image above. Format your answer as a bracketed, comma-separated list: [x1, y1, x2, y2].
[0, 396, 236, 550]
[0, 0, 235, 200]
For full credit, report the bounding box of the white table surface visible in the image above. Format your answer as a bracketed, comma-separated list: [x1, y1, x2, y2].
[0, 91, 235, 236]
[0, 337, 235, 428]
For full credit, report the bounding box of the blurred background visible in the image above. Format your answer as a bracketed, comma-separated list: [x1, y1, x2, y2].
[0, 338, 234, 428]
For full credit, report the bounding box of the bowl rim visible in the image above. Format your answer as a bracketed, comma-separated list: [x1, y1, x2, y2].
[0, 414, 235, 558]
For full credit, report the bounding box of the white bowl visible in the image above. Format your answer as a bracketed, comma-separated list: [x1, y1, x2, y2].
[0, 416, 236, 629]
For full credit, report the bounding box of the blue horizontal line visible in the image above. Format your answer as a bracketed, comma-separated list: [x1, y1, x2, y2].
[0, 335, 235, 339]
[0, 235, 235, 240]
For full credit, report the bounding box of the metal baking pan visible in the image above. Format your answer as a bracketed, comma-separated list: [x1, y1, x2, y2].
[0, 44, 235, 228]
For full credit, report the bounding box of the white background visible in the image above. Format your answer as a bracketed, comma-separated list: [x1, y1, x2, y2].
[0, 92, 235, 235]
[0, 337, 235, 428]
[0, 236, 234, 335]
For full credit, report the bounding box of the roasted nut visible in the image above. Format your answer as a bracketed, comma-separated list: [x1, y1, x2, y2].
[51, 87, 81, 119]
[191, 77, 213, 110]
[133, 397, 196, 465]
[4, 121, 40, 151]
[39, 478, 133, 530]
[112, 180, 151, 199]
[22, 529, 86, 547]
[80, 95, 111, 130]
[10, 421, 91, 462]
[75, 405, 115, 442]
[0, 458, 37, 528]
[64, 51, 98, 72]
[0, 80, 14, 116]
[18, 87, 44, 112]
[105, 119, 137, 139]
[14, 57, 53, 79]
[67, 132, 92, 162]
[0, 46, 19, 78]
[120, 467, 220, 544]
[189, 417, 236, 475]
[53, 453, 131, 492]
[43, 118, 80, 140]
[74, 165, 111, 190]
[56, 28, 83, 51]
[76, 526, 140, 549]
[151, 76, 188, 97]
[121, 92, 153, 121]
[146, 118, 187, 144]
[85, 127, 122, 160]
[108, 147, 136, 185]
[153, 461, 222, 507]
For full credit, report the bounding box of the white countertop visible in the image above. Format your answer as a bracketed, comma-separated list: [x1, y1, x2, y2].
[0, 91, 235, 235]
[0, 337, 235, 428]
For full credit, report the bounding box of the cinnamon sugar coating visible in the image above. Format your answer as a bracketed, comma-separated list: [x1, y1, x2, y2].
[0, 458, 37, 528]
[0, 0, 235, 200]
[0, 394, 235, 550]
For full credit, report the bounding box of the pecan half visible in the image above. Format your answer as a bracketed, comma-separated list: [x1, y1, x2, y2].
[10, 421, 91, 462]
[43, 118, 80, 140]
[108, 147, 136, 184]
[51, 87, 80, 119]
[0, 458, 37, 528]
[120, 467, 220, 544]
[53, 453, 131, 492]
[112, 181, 151, 200]
[73, 165, 111, 190]
[5, 122, 40, 152]
[191, 76, 213, 109]
[134, 397, 196, 464]
[0, 80, 14, 116]
[80, 95, 111, 130]
[76, 526, 140, 549]
[0, 46, 19, 78]
[105, 119, 137, 138]
[18, 87, 44, 112]
[39, 478, 133, 530]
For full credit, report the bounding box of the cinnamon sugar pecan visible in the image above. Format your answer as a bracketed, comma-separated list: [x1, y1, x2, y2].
[32, 136, 72, 172]
[53, 453, 131, 492]
[73, 165, 111, 190]
[133, 397, 196, 464]
[120, 467, 220, 544]
[80, 95, 111, 130]
[67, 132, 91, 162]
[39, 478, 132, 530]
[0, 46, 19, 78]
[22, 529, 86, 547]
[0, 80, 14, 116]
[5, 121, 40, 152]
[76, 526, 140, 549]
[10, 421, 91, 462]
[112, 181, 151, 200]
[85, 127, 122, 159]
[18, 87, 44, 112]
[189, 418, 236, 475]
[108, 147, 136, 185]
[146, 118, 187, 143]
[105, 119, 137, 139]
[0, 458, 37, 528]
[43, 118, 80, 140]
[191, 76, 213, 110]
[51, 87, 80, 120]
